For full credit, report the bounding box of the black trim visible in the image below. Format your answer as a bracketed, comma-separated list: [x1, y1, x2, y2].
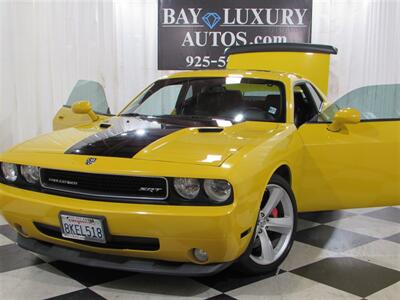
[34, 222, 160, 251]
[166, 178, 234, 206]
[0, 164, 41, 190]
[198, 128, 224, 133]
[225, 43, 338, 56]
[40, 168, 168, 201]
[360, 118, 400, 122]
[39, 187, 173, 205]
[17, 235, 232, 276]
[1, 165, 234, 206]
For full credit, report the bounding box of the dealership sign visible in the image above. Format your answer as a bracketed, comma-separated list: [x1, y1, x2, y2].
[158, 0, 312, 70]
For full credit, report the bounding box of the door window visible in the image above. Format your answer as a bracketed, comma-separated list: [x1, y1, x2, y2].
[318, 84, 400, 122]
[66, 80, 110, 115]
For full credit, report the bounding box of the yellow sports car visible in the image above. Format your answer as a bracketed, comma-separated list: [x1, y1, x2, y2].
[0, 43, 399, 276]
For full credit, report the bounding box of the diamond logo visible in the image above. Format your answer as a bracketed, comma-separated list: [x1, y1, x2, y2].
[202, 12, 222, 30]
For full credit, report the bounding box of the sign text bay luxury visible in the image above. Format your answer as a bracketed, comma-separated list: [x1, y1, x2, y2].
[158, 0, 312, 70]
[163, 8, 308, 26]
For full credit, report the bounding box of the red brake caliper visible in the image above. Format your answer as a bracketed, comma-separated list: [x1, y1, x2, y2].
[271, 208, 279, 218]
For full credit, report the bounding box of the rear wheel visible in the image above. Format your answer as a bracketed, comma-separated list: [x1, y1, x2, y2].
[236, 174, 297, 274]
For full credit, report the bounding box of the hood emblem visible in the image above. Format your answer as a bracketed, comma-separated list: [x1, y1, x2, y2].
[86, 157, 97, 165]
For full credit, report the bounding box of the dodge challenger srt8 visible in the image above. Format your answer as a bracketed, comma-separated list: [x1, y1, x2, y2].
[0, 44, 399, 276]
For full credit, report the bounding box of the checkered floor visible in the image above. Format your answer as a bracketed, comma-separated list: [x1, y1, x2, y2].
[0, 206, 399, 300]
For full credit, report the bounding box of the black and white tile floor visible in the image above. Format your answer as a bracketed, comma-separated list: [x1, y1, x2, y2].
[0, 206, 399, 299]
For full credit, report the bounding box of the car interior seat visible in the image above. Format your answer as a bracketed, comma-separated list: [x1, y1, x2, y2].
[192, 87, 243, 117]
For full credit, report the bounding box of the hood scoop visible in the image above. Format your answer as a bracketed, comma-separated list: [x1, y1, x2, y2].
[99, 123, 112, 129]
[198, 128, 224, 133]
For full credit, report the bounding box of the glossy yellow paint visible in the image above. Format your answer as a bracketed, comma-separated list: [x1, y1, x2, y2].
[297, 121, 400, 211]
[1, 68, 399, 265]
[0, 184, 244, 263]
[53, 106, 108, 130]
[327, 107, 361, 132]
[227, 52, 332, 95]
[71, 101, 99, 121]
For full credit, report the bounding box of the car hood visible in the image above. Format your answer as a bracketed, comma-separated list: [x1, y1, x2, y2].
[7, 117, 279, 167]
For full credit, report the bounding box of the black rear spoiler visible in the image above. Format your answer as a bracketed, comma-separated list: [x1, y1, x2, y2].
[225, 43, 338, 56]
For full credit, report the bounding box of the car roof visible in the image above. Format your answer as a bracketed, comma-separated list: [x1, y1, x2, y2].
[165, 69, 302, 82]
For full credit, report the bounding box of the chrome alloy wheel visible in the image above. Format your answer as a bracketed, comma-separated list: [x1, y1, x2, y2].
[250, 184, 294, 265]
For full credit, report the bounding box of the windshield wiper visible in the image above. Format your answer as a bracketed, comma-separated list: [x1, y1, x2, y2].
[155, 114, 220, 121]
[120, 113, 148, 117]
[120, 113, 232, 123]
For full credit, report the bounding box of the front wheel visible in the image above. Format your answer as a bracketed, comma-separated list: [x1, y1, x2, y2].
[236, 174, 297, 274]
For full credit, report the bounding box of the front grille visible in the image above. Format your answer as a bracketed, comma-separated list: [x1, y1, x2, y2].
[40, 169, 168, 201]
[34, 222, 160, 251]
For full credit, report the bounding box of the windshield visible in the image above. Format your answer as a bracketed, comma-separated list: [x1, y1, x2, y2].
[120, 77, 285, 122]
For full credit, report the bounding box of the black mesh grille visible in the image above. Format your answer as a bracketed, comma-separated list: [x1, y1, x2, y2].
[40, 169, 168, 201]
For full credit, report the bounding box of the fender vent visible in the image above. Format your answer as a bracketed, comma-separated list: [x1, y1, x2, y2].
[241, 227, 252, 238]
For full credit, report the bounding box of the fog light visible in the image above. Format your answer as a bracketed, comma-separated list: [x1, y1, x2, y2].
[193, 248, 208, 262]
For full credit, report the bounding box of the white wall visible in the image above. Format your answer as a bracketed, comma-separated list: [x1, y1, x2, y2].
[1, 0, 399, 152]
[312, 0, 400, 100]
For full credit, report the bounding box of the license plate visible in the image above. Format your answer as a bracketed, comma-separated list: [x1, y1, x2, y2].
[60, 213, 106, 244]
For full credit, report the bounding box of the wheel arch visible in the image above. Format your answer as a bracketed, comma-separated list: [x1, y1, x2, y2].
[272, 164, 292, 186]
[257, 163, 293, 211]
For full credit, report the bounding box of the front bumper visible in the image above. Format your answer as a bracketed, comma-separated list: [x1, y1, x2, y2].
[0, 183, 254, 266]
[17, 235, 232, 276]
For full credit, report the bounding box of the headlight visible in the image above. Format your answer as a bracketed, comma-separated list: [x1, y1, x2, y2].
[21, 165, 40, 184]
[204, 179, 232, 202]
[1, 163, 18, 182]
[173, 178, 200, 200]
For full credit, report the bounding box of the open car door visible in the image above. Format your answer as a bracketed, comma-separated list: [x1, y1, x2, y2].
[226, 44, 399, 210]
[296, 84, 400, 211]
[53, 80, 111, 130]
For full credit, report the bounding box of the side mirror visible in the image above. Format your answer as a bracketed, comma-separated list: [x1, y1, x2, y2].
[72, 101, 99, 121]
[327, 108, 361, 132]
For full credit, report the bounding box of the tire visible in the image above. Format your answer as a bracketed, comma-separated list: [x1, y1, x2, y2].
[235, 174, 297, 275]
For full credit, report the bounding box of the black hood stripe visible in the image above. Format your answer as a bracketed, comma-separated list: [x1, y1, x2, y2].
[66, 128, 180, 158]
[65, 116, 219, 158]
